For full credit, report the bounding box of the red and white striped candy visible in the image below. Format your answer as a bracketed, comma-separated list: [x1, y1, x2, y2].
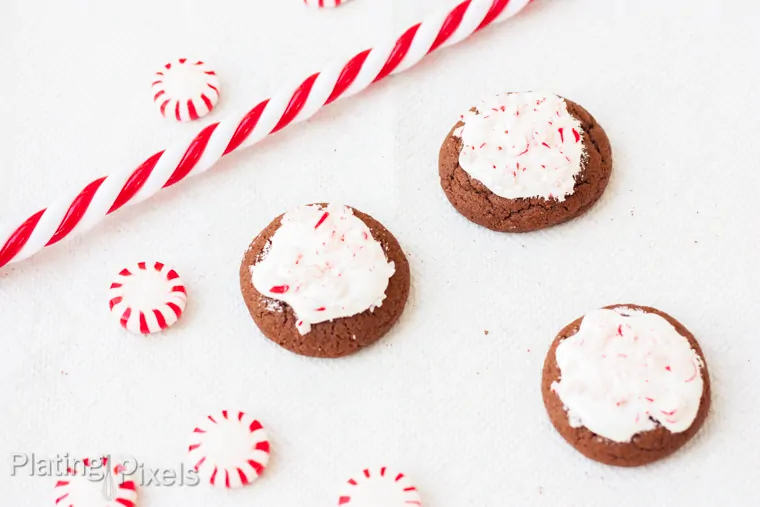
[187, 410, 270, 489]
[303, 0, 352, 8]
[108, 262, 187, 334]
[152, 58, 220, 122]
[338, 467, 422, 506]
[54, 457, 137, 507]
[0, 0, 533, 270]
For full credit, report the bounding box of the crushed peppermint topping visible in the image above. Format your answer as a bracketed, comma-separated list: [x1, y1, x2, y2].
[251, 204, 395, 335]
[455, 92, 586, 201]
[552, 307, 705, 442]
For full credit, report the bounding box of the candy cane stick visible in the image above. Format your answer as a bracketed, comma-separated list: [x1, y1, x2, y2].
[0, 0, 532, 269]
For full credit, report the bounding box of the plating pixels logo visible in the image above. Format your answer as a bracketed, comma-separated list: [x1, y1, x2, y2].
[11, 453, 200, 494]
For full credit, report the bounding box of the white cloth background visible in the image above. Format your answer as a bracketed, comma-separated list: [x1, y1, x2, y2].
[1, 0, 759, 505]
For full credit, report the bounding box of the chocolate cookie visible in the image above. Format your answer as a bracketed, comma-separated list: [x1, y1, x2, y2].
[239, 204, 410, 358]
[439, 92, 613, 232]
[542, 304, 711, 467]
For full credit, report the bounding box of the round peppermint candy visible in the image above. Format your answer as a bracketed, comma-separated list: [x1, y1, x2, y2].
[108, 261, 187, 334]
[152, 58, 220, 121]
[338, 467, 422, 506]
[53, 457, 137, 507]
[303, 0, 353, 8]
[187, 410, 270, 488]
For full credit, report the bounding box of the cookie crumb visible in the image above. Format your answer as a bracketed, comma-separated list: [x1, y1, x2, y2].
[484, 330, 489, 335]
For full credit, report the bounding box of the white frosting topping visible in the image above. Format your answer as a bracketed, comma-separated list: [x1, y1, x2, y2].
[454, 92, 585, 201]
[551, 307, 704, 443]
[251, 204, 395, 335]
